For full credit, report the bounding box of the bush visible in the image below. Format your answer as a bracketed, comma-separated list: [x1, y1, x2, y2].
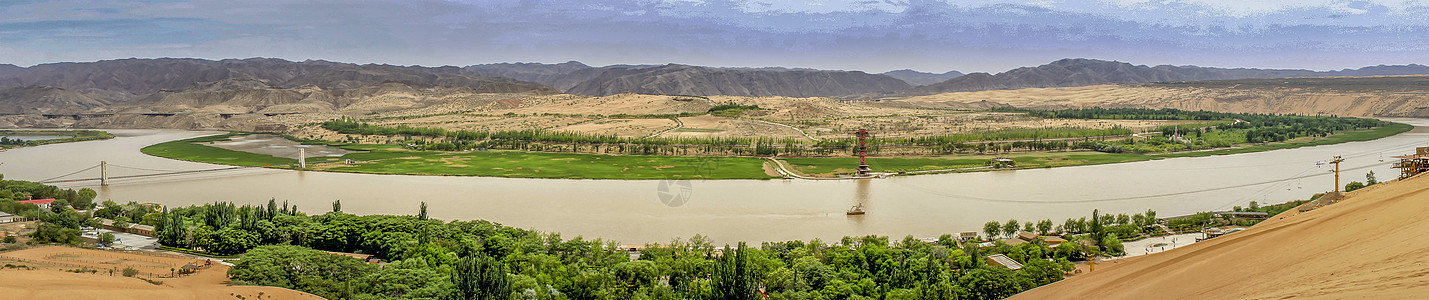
[122, 267, 139, 277]
[97, 232, 115, 245]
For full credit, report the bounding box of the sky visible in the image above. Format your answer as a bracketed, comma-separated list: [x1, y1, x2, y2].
[0, 0, 1425, 73]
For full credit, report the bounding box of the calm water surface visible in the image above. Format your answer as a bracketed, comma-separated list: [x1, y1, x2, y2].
[2, 120, 1425, 244]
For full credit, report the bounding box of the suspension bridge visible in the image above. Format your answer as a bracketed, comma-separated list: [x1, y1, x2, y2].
[36, 148, 314, 186]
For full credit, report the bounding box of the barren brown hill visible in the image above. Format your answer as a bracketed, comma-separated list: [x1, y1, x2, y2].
[1014, 172, 1429, 299]
[567, 64, 912, 97]
[0, 58, 556, 103]
[0, 85, 109, 114]
[900, 76, 1429, 118]
[910, 58, 1429, 95]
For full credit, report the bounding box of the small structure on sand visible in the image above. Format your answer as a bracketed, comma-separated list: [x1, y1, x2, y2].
[1393, 147, 1429, 179]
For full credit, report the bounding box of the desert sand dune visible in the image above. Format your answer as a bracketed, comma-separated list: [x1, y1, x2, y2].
[1013, 173, 1429, 299]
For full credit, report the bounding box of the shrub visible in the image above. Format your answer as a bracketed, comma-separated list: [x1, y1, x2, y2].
[123, 267, 139, 277]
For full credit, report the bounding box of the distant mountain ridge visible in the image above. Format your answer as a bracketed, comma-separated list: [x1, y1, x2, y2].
[880, 69, 965, 86]
[911, 58, 1429, 94]
[564, 64, 912, 97]
[0, 58, 557, 103]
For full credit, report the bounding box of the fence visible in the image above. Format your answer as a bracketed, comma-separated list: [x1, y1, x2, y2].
[0, 245, 205, 278]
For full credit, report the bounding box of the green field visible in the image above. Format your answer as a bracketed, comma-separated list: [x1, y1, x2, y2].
[140, 133, 298, 167]
[783, 123, 1412, 176]
[317, 150, 773, 179]
[140, 121, 1410, 179]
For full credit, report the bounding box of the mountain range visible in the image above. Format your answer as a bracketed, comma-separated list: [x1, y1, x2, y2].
[3, 57, 1429, 115]
[910, 58, 1429, 94]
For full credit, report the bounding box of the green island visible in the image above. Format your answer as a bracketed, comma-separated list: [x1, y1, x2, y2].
[138, 108, 1410, 179]
[0, 173, 1347, 299]
[0, 130, 114, 149]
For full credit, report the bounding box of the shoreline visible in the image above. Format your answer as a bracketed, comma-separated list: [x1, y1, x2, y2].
[129, 121, 1415, 180]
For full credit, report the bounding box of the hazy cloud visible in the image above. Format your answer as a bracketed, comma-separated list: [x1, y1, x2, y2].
[0, 0, 1424, 73]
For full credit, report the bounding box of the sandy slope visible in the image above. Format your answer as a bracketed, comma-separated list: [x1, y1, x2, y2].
[0, 246, 320, 299]
[1013, 174, 1429, 299]
[902, 81, 1429, 118]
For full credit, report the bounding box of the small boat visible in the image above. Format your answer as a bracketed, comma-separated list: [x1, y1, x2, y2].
[847, 204, 866, 215]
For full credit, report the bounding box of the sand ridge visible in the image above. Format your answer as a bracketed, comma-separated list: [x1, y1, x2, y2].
[1013, 173, 1429, 299]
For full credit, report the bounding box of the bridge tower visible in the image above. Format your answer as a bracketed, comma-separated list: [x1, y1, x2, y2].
[299, 148, 307, 169]
[854, 129, 872, 176]
[100, 160, 109, 186]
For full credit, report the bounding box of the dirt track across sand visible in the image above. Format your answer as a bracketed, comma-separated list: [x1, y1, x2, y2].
[1014, 174, 1429, 299]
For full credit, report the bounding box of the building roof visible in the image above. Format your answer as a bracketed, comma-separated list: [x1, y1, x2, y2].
[1001, 238, 1028, 246]
[1017, 232, 1039, 241]
[16, 198, 55, 204]
[1043, 236, 1068, 243]
[130, 224, 155, 231]
[0, 212, 13, 217]
[987, 254, 1024, 270]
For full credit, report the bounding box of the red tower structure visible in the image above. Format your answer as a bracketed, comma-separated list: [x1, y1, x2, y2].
[855, 129, 872, 176]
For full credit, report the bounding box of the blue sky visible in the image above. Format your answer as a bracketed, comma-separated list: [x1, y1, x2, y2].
[0, 0, 1425, 73]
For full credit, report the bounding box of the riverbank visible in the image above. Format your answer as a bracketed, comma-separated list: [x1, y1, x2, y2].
[0, 130, 114, 149]
[135, 122, 1411, 179]
[778, 122, 1413, 177]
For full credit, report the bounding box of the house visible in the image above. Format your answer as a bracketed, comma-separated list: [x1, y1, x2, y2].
[94, 218, 157, 237]
[128, 224, 155, 236]
[0, 212, 21, 223]
[1017, 232, 1039, 241]
[16, 199, 56, 210]
[1003, 232, 1067, 246]
[960, 232, 979, 241]
[986, 254, 1024, 270]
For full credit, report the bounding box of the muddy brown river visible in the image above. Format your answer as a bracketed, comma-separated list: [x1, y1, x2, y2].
[2, 120, 1425, 244]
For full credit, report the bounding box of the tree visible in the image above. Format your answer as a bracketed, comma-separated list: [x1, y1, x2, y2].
[1037, 220, 1053, 235]
[1022, 221, 1035, 234]
[332, 200, 342, 213]
[1090, 210, 1104, 244]
[266, 198, 278, 220]
[1002, 219, 1020, 238]
[451, 254, 510, 300]
[1248, 201, 1260, 210]
[1345, 181, 1366, 192]
[97, 232, 116, 245]
[418, 202, 428, 221]
[983, 221, 1002, 240]
[74, 188, 97, 210]
[712, 242, 758, 300]
[1101, 234, 1124, 256]
[1367, 171, 1379, 185]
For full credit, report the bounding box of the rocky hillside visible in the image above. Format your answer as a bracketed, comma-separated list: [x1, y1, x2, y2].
[566, 64, 912, 97]
[881, 69, 964, 86]
[0, 85, 109, 114]
[0, 58, 556, 103]
[911, 58, 1429, 94]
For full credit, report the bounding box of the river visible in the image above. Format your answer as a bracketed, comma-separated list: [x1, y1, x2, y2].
[1, 120, 1425, 244]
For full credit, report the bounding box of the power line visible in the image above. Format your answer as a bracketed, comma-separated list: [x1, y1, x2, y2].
[892, 162, 1385, 204]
